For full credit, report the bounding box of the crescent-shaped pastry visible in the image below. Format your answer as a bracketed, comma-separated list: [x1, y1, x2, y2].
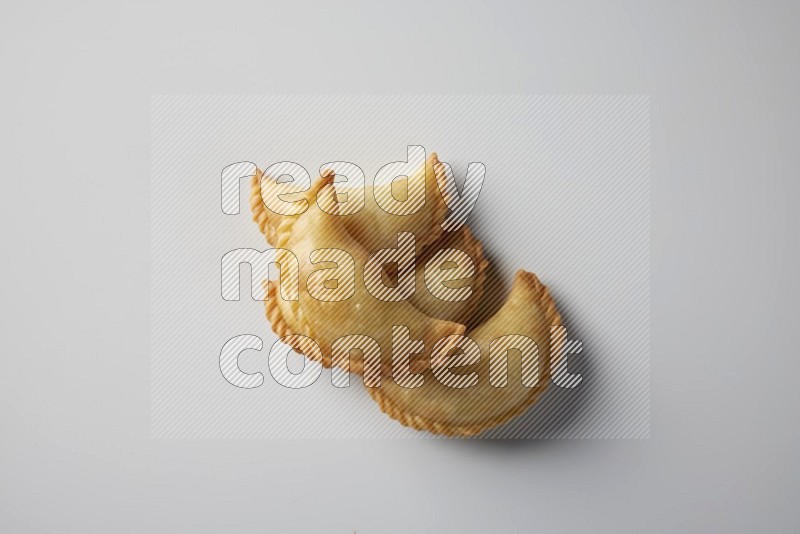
[382, 226, 489, 326]
[335, 152, 451, 251]
[368, 270, 562, 436]
[262, 171, 466, 377]
[250, 152, 451, 251]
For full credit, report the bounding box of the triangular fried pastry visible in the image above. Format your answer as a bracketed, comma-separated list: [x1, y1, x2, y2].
[250, 152, 451, 251]
[368, 270, 562, 436]
[262, 172, 465, 376]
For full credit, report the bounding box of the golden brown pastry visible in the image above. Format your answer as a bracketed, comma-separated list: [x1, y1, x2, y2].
[368, 270, 562, 436]
[262, 171, 465, 376]
[249, 150, 561, 436]
[250, 152, 451, 251]
[382, 226, 489, 326]
[251, 151, 488, 327]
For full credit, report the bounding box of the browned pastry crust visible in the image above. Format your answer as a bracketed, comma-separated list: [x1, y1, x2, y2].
[256, 172, 465, 377]
[367, 270, 562, 436]
[249, 152, 560, 436]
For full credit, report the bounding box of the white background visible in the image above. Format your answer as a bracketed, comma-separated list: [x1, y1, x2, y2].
[2, 1, 798, 532]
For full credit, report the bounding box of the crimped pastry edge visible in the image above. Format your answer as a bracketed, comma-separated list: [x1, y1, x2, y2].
[367, 270, 563, 437]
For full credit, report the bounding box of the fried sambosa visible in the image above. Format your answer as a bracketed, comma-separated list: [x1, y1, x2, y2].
[368, 270, 562, 436]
